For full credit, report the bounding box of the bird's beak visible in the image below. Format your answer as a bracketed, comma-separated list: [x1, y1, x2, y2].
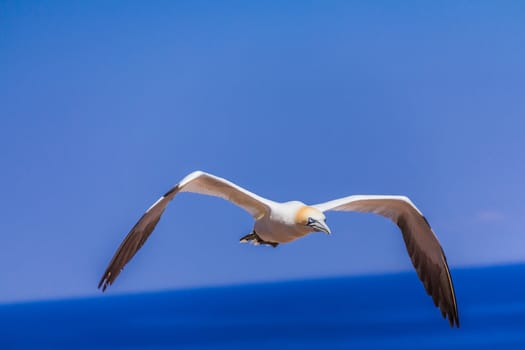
[309, 220, 331, 235]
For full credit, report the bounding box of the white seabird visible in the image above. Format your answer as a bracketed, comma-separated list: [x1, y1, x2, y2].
[98, 170, 459, 327]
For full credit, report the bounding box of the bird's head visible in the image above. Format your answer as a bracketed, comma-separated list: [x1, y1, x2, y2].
[295, 206, 331, 234]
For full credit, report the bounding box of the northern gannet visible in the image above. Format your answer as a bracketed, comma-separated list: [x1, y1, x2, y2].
[98, 171, 459, 327]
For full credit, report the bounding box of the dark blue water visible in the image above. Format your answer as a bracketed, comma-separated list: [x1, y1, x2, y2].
[2, 264, 524, 349]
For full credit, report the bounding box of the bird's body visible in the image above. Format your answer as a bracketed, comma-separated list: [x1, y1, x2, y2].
[99, 170, 459, 327]
[252, 201, 317, 244]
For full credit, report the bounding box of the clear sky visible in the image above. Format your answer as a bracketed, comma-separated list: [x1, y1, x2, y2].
[1, 0, 524, 302]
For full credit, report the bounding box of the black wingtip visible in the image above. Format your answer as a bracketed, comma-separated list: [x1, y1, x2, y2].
[98, 279, 106, 292]
[98, 272, 112, 292]
[447, 311, 460, 328]
[453, 314, 460, 328]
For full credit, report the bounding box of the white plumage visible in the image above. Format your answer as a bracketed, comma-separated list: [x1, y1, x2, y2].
[99, 170, 459, 327]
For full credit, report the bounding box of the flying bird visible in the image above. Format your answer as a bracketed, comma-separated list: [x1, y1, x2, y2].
[98, 171, 459, 327]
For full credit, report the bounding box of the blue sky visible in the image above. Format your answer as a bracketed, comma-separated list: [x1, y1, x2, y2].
[1, 0, 524, 302]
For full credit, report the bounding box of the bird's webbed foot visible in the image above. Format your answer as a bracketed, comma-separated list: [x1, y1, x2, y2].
[239, 231, 279, 247]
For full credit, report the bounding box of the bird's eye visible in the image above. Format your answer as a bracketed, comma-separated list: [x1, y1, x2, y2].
[307, 217, 315, 225]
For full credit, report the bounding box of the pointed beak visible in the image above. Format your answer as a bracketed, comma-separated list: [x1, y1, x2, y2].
[309, 220, 331, 235]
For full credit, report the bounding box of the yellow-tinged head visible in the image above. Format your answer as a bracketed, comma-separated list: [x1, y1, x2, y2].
[295, 206, 331, 234]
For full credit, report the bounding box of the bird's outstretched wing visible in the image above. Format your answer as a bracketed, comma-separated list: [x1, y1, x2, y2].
[98, 171, 272, 291]
[314, 195, 459, 328]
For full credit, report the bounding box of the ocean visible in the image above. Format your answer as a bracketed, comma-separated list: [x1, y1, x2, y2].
[2, 264, 524, 349]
